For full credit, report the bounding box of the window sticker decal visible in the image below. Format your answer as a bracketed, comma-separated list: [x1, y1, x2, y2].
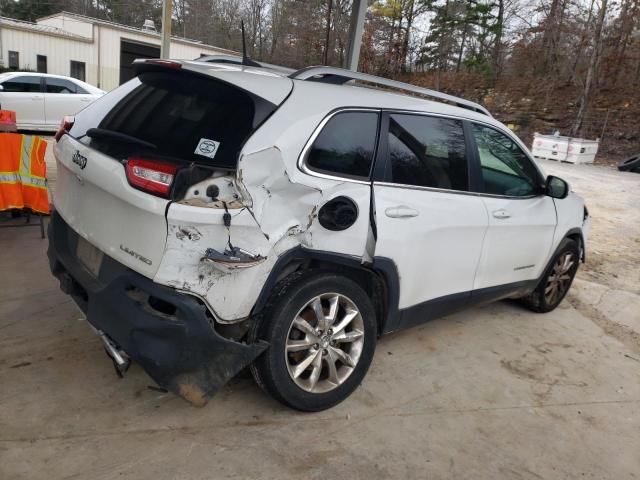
[194, 138, 220, 159]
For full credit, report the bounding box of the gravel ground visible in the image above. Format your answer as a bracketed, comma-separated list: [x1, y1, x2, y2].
[0, 143, 637, 480]
[539, 159, 640, 352]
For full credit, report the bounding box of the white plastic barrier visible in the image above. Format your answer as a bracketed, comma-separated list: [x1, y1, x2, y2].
[531, 133, 599, 164]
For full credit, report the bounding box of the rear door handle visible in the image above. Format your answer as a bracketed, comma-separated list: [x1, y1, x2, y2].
[385, 205, 419, 218]
[31, 96, 43, 101]
[492, 209, 511, 219]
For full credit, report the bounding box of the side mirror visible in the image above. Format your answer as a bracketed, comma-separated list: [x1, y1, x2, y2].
[546, 175, 569, 199]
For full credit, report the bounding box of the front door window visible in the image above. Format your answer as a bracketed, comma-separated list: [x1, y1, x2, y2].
[472, 124, 542, 196]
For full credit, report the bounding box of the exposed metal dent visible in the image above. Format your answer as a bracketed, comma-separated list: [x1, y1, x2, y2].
[176, 226, 202, 241]
[201, 247, 266, 272]
[179, 198, 245, 209]
[238, 146, 323, 245]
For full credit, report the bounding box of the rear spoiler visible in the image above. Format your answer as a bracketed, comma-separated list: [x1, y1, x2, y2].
[132, 59, 183, 74]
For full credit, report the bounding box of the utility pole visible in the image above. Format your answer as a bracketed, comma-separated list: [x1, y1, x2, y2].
[345, 0, 367, 71]
[160, 0, 173, 59]
[0, 17, 4, 68]
[323, 0, 333, 65]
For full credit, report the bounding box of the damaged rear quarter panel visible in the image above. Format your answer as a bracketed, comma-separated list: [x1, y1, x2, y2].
[154, 117, 374, 323]
[153, 203, 275, 322]
[239, 147, 372, 259]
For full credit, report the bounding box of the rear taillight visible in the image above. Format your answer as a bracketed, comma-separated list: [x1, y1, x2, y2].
[54, 115, 75, 142]
[126, 158, 178, 198]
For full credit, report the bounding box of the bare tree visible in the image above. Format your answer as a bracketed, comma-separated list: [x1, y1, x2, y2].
[571, 0, 608, 136]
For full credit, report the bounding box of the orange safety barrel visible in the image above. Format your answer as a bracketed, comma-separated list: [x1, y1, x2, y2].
[0, 110, 17, 133]
[0, 133, 49, 214]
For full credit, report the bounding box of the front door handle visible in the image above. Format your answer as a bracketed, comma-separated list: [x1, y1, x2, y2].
[492, 209, 511, 219]
[31, 96, 43, 101]
[385, 205, 419, 218]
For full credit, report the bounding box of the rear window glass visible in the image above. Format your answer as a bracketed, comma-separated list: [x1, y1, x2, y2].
[70, 70, 271, 169]
[46, 77, 86, 94]
[305, 111, 379, 179]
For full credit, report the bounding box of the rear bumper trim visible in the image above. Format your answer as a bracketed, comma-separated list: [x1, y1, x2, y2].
[47, 211, 267, 406]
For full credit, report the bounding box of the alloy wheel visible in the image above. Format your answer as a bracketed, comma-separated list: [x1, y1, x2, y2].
[285, 293, 365, 393]
[544, 252, 575, 305]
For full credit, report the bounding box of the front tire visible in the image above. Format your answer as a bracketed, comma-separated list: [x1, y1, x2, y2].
[250, 271, 377, 411]
[520, 238, 580, 313]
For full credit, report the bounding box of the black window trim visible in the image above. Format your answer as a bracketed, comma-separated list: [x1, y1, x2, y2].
[374, 110, 473, 194]
[371, 109, 547, 200]
[298, 107, 381, 185]
[466, 120, 547, 200]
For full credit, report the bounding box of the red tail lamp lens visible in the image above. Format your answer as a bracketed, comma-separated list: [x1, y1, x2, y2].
[54, 116, 75, 142]
[126, 158, 178, 197]
[143, 59, 182, 69]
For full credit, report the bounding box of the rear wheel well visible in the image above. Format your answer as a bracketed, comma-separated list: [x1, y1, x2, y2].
[253, 252, 389, 335]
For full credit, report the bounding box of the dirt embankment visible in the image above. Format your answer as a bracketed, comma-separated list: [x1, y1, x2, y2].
[404, 72, 640, 164]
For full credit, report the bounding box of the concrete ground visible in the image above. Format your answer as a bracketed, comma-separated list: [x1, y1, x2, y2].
[1, 154, 639, 479]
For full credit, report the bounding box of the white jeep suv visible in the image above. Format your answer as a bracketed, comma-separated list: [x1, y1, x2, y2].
[48, 58, 590, 411]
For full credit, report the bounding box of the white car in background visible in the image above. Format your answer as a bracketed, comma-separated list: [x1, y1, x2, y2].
[0, 72, 104, 131]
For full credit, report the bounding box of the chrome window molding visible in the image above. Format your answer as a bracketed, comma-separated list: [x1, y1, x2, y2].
[373, 181, 540, 200]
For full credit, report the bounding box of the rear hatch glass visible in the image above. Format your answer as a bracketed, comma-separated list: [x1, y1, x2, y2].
[69, 69, 275, 169]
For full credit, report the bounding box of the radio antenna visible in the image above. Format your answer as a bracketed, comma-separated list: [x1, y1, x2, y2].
[241, 21, 261, 67]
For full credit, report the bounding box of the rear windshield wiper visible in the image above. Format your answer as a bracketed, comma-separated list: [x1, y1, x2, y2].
[86, 128, 157, 150]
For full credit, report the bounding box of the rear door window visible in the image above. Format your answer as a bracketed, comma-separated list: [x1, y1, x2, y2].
[46, 78, 86, 94]
[384, 113, 468, 191]
[305, 111, 379, 179]
[70, 70, 273, 169]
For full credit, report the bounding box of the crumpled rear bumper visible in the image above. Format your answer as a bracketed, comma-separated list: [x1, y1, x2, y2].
[47, 210, 267, 406]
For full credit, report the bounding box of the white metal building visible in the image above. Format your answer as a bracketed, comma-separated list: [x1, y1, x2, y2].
[0, 12, 237, 91]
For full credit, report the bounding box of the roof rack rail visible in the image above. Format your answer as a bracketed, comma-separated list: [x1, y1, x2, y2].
[289, 66, 491, 117]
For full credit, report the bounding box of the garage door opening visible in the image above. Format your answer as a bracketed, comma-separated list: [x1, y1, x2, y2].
[120, 39, 160, 85]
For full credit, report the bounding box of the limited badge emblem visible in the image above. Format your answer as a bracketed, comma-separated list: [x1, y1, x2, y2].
[72, 151, 87, 169]
[194, 138, 220, 159]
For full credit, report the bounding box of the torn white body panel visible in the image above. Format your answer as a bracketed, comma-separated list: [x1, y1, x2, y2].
[153, 202, 275, 321]
[153, 145, 373, 322]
